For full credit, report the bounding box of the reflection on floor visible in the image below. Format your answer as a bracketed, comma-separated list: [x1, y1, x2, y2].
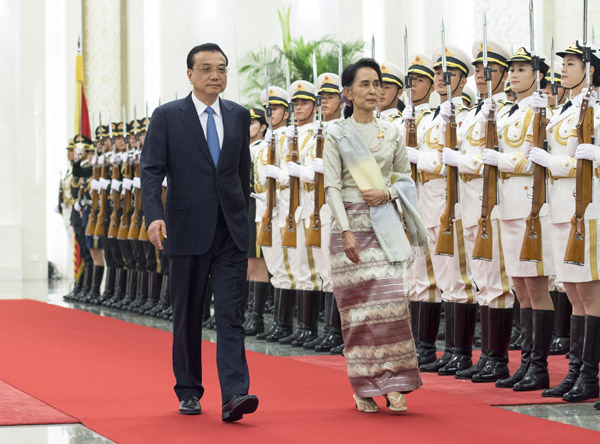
[0, 279, 598, 443]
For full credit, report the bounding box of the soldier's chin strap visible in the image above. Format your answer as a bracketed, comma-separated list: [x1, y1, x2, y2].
[492, 67, 507, 97]
[440, 73, 465, 98]
[570, 73, 587, 91]
[512, 77, 537, 95]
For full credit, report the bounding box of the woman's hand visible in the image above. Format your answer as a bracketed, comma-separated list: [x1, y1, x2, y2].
[360, 189, 387, 206]
[342, 231, 360, 264]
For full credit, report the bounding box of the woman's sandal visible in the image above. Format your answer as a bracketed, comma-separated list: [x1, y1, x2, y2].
[353, 394, 379, 413]
[384, 392, 407, 412]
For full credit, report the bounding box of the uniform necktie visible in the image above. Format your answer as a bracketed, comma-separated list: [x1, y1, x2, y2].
[475, 100, 484, 115]
[560, 100, 572, 115]
[433, 106, 441, 120]
[508, 103, 519, 116]
[205, 106, 220, 166]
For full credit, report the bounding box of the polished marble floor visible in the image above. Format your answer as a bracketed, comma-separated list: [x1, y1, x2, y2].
[0, 279, 598, 443]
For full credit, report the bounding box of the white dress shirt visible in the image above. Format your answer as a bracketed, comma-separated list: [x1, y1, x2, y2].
[191, 93, 224, 149]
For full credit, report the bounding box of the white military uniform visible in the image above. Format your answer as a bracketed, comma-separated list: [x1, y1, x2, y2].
[496, 95, 556, 277]
[417, 97, 475, 303]
[546, 93, 600, 282]
[458, 92, 514, 308]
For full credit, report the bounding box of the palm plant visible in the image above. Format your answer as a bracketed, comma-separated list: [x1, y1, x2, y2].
[238, 6, 365, 107]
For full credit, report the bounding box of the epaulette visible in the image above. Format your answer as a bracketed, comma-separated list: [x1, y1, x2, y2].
[416, 109, 431, 126]
[386, 111, 403, 122]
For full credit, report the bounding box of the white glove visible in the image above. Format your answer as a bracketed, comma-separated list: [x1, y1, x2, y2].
[312, 121, 323, 133]
[111, 179, 121, 191]
[162, 177, 168, 187]
[122, 178, 133, 191]
[74, 202, 81, 212]
[285, 125, 296, 143]
[74, 146, 84, 161]
[574, 88, 599, 108]
[442, 147, 461, 167]
[482, 149, 499, 166]
[402, 105, 414, 126]
[531, 91, 548, 112]
[132, 177, 141, 189]
[528, 147, 552, 168]
[313, 158, 324, 174]
[439, 101, 453, 123]
[264, 129, 274, 145]
[91, 179, 101, 191]
[406, 146, 420, 164]
[265, 164, 283, 180]
[481, 98, 493, 120]
[99, 177, 110, 190]
[575, 143, 599, 161]
[287, 161, 302, 178]
[97, 155, 105, 166]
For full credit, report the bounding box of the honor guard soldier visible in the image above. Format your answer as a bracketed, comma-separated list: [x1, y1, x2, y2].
[274, 79, 322, 347]
[401, 54, 439, 365]
[481, 47, 556, 391]
[302, 72, 344, 353]
[258, 86, 294, 341]
[244, 107, 272, 336]
[444, 40, 514, 382]
[412, 45, 476, 375]
[378, 61, 404, 121]
[537, 41, 600, 402]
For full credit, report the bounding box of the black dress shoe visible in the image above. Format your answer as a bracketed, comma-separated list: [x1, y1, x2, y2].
[222, 394, 259, 422]
[595, 400, 600, 410]
[179, 395, 201, 415]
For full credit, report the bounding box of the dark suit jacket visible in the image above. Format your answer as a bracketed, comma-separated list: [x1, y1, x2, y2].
[141, 93, 251, 256]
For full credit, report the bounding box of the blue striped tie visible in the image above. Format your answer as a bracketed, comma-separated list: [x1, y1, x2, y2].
[205, 106, 220, 166]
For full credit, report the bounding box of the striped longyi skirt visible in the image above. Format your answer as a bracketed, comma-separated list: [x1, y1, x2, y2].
[330, 202, 421, 397]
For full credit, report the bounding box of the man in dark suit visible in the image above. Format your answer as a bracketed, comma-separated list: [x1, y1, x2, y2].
[141, 43, 258, 422]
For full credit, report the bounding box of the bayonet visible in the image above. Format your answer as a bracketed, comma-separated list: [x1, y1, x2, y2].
[551, 37, 558, 108]
[483, 12, 494, 100]
[529, 0, 542, 92]
[371, 34, 375, 59]
[285, 58, 296, 131]
[338, 44, 343, 81]
[441, 19, 453, 101]
[404, 25, 413, 107]
[312, 51, 322, 125]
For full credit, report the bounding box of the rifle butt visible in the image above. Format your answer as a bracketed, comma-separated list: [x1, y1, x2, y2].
[435, 227, 454, 256]
[257, 214, 273, 247]
[107, 218, 119, 239]
[472, 219, 493, 261]
[281, 221, 297, 248]
[138, 221, 150, 241]
[305, 215, 322, 247]
[519, 216, 542, 262]
[563, 218, 586, 265]
[85, 218, 97, 237]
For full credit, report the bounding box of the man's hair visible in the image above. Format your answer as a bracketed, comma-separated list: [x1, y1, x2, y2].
[186, 43, 229, 69]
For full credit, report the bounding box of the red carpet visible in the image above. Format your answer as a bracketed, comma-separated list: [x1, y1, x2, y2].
[293, 350, 593, 406]
[0, 380, 77, 426]
[0, 300, 598, 444]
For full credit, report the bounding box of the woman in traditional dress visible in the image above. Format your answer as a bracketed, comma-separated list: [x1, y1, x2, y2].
[531, 41, 600, 402]
[323, 58, 426, 413]
[481, 48, 556, 392]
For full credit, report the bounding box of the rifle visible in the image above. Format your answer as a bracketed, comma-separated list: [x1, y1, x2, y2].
[117, 107, 133, 240]
[519, 0, 548, 262]
[404, 26, 418, 183]
[128, 107, 142, 240]
[435, 19, 458, 256]
[306, 51, 325, 247]
[473, 12, 499, 261]
[257, 67, 276, 247]
[564, 0, 595, 265]
[94, 111, 111, 238]
[281, 59, 299, 248]
[107, 111, 122, 239]
[86, 113, 101, 236]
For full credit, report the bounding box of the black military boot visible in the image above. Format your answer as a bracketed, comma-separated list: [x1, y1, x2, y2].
[292, 291, 320, 347]
[421, 302, 455, 372]
[116, 270, 138, 309]
[509, 297, 522, 350]
[280, 290, 303, 345]
[267, 289, 295, 342]
[542, 315, 584, 397]
[497, 307, 533, 388]
[410, 301, 421, 344]
[257, 287, 281, 340]
[105, 268, 127, 307]
[73, 265, 93, 301]
[563, 315, 600, 402]
[63, 271, 84, 301]
[472, 307, 512, 383]
[96, 267, 115, 305]
[150, 275, 170, 317]
[330, 342, 345, 355]
[128, 271, 148, 311]
[82, 265, 104, 303]
[305, 293, 331, 351]
[416, 302, 442, 366]
[243, 281, 255, 331]
[549, 291, 571, 355]
[140, 272, 162, 314]
[316, 294, 343, 352]
[439, 303, 477, 375]
[456, 305, 489, 380]
[513, 309, 554, 391]
[245, 281, 269, 336]
[264, 283, 274, 314]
